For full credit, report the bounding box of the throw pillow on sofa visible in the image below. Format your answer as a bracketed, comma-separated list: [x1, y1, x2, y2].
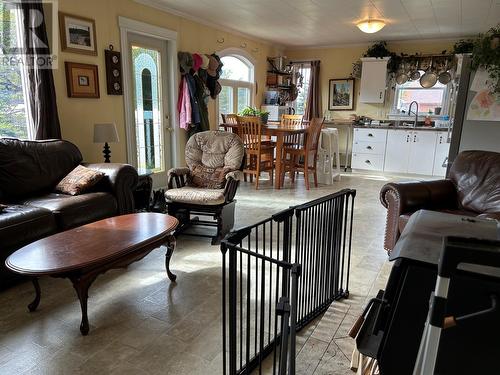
[56, 165, 105, 196]
[188, 165, 231, 189]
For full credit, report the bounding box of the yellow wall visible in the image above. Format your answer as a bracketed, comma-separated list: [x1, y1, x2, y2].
[53, 0, 281, 164]
[284, 39, 456, 120]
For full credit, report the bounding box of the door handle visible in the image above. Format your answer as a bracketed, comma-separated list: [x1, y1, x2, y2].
[406, 135, 410, 142]
[413, 134, 417, 142]
[166, 127, 173, 132]
[379, 91, 382, 99]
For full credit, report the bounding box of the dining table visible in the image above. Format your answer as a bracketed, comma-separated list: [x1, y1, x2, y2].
[220, 122, 307, 189]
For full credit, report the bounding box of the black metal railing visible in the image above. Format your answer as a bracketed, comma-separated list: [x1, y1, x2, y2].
[221, 189, 356, 375]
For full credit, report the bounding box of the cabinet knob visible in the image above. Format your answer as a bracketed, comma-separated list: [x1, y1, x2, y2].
[366, 146, 373, 150]
[406, 135, 410, 142]
[413, 134, 417, 142]
[365, 160, 371, 164]
[368, 133, 374, 137]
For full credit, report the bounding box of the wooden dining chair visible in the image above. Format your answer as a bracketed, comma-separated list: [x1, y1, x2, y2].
[237, 116, 275, 189]
[281, 114, 304, 147]
[281, 117, 324, 190]
[220, 114, 238, 133]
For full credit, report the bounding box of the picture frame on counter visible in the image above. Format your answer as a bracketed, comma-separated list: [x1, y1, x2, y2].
[65, 62, 100, 98]
[59, 12, 97, 55]
[328, 78, 355, 110]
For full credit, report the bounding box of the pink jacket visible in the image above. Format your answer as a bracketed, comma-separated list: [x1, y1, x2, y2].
[177, 76, 191, 130]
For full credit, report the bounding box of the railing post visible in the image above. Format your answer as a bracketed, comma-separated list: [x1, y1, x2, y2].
[276, 297, 290, 375]
[228, 245, 237, 375]
[288, 263, 301, 375]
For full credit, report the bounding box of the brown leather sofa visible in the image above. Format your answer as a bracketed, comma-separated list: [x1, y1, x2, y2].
[380, 150, 500, 253]
[0, 138, 138, 286]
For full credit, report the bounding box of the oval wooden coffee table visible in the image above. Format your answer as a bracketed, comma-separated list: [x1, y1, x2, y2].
[6, 213, 178, 335]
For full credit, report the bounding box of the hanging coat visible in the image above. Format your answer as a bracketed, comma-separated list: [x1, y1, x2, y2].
[177, 76, 191, 130]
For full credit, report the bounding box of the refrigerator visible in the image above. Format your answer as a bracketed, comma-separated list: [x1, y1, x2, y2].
[448, 55, 500, 167]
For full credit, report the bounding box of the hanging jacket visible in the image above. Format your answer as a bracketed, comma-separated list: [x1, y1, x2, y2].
[185, 73, 201, 125]
[177, 76, 191, 130]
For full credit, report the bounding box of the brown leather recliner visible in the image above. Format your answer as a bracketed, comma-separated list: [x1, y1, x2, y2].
[0, 138, 138, 286]
[380, 150, 500, 253]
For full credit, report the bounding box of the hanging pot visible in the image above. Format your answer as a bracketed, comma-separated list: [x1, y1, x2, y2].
[420, 58, 438, 88]
[396, 71, 408, 85]
[409, 59, 421, 81]
[438, 58, 452, 85]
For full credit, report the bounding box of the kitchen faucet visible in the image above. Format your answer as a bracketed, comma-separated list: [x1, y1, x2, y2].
[408, 101, 419, 127]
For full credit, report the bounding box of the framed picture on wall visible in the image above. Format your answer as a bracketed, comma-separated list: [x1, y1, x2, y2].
[65, 62, 100, 98]
[328, 78, 355, 110]
[59, 12, 97, 55]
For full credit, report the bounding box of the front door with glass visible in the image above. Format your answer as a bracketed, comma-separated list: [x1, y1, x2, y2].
[127, 33, 171, 187]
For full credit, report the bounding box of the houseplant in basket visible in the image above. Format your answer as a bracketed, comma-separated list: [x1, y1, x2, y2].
[239, 107, 270, 124]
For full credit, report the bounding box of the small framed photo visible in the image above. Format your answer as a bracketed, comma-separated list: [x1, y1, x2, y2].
[328, 78, 355, 110]
[59, 12, 97, 55]
[65, 62, 99, 98]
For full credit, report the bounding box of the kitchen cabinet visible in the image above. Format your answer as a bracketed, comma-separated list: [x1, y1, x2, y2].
[384, 130, 411, 173]
[433, 131, 451, 176]
[407, 131, 437, 175]
[351, 128, 387, 171]
[359, 57, 389, 104]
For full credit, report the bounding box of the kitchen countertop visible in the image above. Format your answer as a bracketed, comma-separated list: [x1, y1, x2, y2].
[353, 124, 449, 131]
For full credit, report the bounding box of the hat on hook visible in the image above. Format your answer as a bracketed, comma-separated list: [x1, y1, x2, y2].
[206, 55, 220, 77]
[178, 51, 193, 75]
[192, 53, 203, 72]
[200, 54, 210, 70]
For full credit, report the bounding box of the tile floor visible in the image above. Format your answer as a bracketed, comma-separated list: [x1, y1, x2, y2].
[0, 172, 412, 374]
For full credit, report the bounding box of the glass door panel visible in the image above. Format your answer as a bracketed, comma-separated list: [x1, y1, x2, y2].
[132, 46, 164, 172]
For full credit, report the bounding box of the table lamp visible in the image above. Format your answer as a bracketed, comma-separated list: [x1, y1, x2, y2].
[93, 123, 119, 163]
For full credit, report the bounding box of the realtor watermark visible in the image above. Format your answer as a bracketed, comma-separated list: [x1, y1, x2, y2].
[0, 0, 58, 69]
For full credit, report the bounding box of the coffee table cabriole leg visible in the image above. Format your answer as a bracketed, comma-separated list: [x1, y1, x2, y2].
[164, 234, 177, 282]
[69, 273, 98, 336]
[28, 278, 41, 312]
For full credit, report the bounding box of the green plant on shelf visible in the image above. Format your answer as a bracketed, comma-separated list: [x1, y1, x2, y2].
[471, 24, 500, 96]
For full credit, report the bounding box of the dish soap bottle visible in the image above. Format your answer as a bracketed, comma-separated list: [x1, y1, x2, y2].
[425, 110, 432, 127]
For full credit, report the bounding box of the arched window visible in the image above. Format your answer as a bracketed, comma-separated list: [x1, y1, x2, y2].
[218, 50, 255, 121]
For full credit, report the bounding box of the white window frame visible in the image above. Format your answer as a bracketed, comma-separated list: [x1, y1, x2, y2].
[217, 48, 255, 121]
[392, 75, 451, 116]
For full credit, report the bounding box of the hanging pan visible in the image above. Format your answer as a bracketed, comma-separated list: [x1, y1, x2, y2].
[438, 58, 452, 85]
[410, 59, 421, 81]
[395, 61, 409, 85]
[420, 57, 438, 88]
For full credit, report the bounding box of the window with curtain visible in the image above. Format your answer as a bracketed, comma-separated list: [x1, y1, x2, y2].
[292, 62, 311, 115]
[0, 4, 29, 138]
[218, 55, 254, 120]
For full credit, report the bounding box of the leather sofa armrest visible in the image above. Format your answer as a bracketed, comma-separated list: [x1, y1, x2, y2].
[83, 163, 138, 214]
[167, 167, 190, 189]
[380, 180, 458, 253]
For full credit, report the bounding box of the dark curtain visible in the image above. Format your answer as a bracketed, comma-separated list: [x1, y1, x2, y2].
[19, 0, 61, 139]
[305, 60, 321, 121]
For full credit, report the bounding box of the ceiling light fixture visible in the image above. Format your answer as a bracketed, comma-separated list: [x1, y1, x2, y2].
[356, 19, 386, 33]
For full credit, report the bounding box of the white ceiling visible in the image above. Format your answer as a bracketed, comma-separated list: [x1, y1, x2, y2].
[138, 0, 500, 47]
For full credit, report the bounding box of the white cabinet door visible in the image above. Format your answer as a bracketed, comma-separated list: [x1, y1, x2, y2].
[433, 131, 450, 176]
[384, 130, 411, 173]
[408, 131, 437, 175]
[359, 58, 389, 103]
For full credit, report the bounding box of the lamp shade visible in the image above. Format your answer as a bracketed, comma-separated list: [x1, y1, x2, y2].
[356, 19, 386, 34]
[93, 123, 119, 143]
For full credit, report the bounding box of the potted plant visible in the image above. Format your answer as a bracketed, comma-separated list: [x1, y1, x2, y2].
[239, 107, 270, 124]
[471, 24, 500, 95]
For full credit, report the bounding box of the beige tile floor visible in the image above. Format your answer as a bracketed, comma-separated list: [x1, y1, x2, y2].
[0, 172, 412, 375]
